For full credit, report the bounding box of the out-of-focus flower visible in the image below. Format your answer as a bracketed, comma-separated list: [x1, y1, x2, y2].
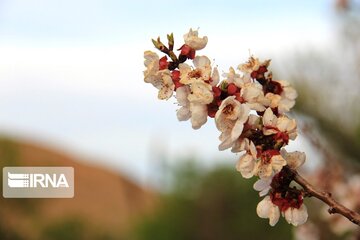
[294, 221, 319, 240]
[257, 196, 280, 226]
[183, 28, 208, 50]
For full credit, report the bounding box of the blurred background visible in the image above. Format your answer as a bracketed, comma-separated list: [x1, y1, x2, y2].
[0, 0, 360, 239]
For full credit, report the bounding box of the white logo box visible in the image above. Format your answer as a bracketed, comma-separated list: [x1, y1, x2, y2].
[3, 167, 74, 198]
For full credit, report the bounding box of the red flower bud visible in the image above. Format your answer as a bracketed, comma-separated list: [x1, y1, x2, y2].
[171, 70, 180, 81]
[212, 86, 222, 98]
[234, 92, 245, 103]
[178, 44, 196, 59]
[159, 56, 169, 70]
[227, 83, 238, 95]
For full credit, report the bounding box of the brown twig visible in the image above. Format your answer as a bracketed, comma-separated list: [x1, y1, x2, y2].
[288, 168, 360, 226]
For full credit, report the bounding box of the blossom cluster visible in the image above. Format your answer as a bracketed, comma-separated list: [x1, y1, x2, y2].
[144, 29, 308, 226]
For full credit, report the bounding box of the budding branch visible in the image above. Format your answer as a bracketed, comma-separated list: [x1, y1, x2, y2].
[289, 167, 360, 226]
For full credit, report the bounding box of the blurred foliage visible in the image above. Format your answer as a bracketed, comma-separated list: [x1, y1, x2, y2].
[0, 218, 23, 240]
[42, 217, 88, 240]
[0, 136, 20, 167]
[129, 162, 293, 240]
[276, 1, 360, 238]
[278, 1, 360, 166]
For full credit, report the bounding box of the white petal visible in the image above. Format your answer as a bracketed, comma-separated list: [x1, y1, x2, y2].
[263, 108, 277, 126]
[277, 117, 296, 133]
[238, 104, 250, 123]
[269, 204, 281, 226]
[176, 86, 190, 106]
[211, 67, 219, 86]
[176, 107, 191, 121]
[256, 196, 280, 226]
[187, 80, 213, 104]
[292, 205, 308, 226]
[183, 29, 208, 50]
[248, 102, 266, 112]
[158, 71, 175, 100]
[190, 103, 207, 129]
[281, 149, 306, 170]
[278, 99, 295, 114]
[249, 141, 257, 158]
[263, 129, 278, 135]
[284, 208, 293, 224]
[231, 138, 248, 153]
[255, 161, 273, 179]
[143, 51, 159, 66]
[253, 178, 271, 197]
[285, 205, 308, 226]
[236, 153, 256, 178]
[271, 155, 287, 172]
[193, 55, 211, 68]
[256, 196, 272, 218]
[218, 136, 234, 151]
[230, 119, 245, 142]
[284, 86, 298, 100]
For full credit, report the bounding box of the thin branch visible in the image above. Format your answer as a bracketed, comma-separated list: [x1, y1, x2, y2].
[289, 167, 360, 226]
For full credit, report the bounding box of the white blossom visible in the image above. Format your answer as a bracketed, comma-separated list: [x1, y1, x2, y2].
[183, 28, 208, 50]
[157, 70, 175, 100]
[256, 196, 280, 226]
[190, 103, 208, 129]
[277, 80, 298, 114]
[283, 204, 308, 226]
[187, 80, 214, 105]
[254, 153, 287, 179]
[143, 51, 161, 84]
[280, 149, 306, 170]
[265, 80, 298, 114]
[236, 140, 257, 178]
[143, 51, 174, 100]
[241, 82, 270, 111]
[262, 108, 297, 140]
[176, 86, 191, 121]
[215, 96, 250, 150]
[253, 176, 272, 197]
[179, 56, 216, 85]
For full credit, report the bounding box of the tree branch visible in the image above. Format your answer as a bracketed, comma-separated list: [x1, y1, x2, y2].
[289, 168, 360, 226]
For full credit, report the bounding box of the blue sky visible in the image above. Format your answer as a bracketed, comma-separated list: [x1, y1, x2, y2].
[0, 0, 333, 185]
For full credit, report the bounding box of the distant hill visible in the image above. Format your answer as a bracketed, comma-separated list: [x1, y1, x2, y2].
[0, 136, 157, 240]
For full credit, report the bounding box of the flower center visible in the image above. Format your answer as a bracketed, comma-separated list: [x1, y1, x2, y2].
[222, 104, 234, 115]
[188, 69, 202, 79]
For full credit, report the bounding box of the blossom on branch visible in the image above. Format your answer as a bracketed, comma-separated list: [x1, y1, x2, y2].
[143, 28, 313, 227]
[183, 28, 208, 50]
